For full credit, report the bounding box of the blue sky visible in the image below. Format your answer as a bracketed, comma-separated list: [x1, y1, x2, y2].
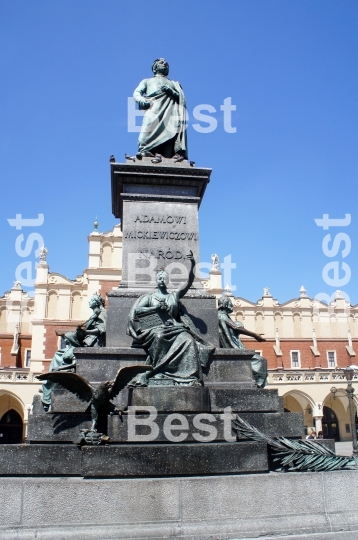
[0, 0, 357, 305]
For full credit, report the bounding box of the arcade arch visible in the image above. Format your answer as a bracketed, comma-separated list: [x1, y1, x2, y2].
[0, 391, 25, 443]
[283, 390, 315, 434]
[323, 392, 357, 442]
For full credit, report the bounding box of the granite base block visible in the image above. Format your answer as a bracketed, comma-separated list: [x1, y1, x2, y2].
[34, 391, 93, 417]
[27, 414, 92, 443]
[2, 470, 358, 539]
[0, 440, 267, 477]
[106, 292, 220, 348]
[236, 411, 304, 439]
[74, 347, 259, 387]
[106, 292, 140, 348]
[81, 441, 268, 477]
[75, 347, 147, 382]
[108, 410, 303, 443]
[129, 386, 210, 412]
[32, 394, 46, 415]
[210, 387, 282, 412]
[312, 438, 336, 453]
[0, 445, 81, 476]
[50, 387, 90, 413]
[108, 412, 235, 442]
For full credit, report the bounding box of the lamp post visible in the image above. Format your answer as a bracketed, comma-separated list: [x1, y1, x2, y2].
[330, 365, 358, 458]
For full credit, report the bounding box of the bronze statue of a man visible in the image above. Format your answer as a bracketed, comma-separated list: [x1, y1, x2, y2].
[133, 58, 188, 160]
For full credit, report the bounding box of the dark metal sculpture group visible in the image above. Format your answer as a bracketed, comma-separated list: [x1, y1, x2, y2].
[36, 60, 357, 471]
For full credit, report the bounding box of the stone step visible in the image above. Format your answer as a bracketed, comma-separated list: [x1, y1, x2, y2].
[81, 441, 268, 477]
[33, 386, 283, 416]
[27, 413, 92, 443]
[0, 444, 81, 476]
[0, 441, 268, 477]
[128, 386, 210, 412]
[27, 410, 303, 444]
[108, 410, 303, 443]
[74, 347, 257, 386]
[210, 387, 283, 412]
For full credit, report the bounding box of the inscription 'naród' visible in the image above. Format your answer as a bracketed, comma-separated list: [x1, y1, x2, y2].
[134, 215, 187, 224]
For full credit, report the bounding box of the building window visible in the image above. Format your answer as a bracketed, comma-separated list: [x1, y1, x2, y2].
[290, 350, 300, 368]
[25, 349, 31, 368]
[327, 351, 336, 368]
[60, 336, 67, 349]
[255, 350, 263, 357]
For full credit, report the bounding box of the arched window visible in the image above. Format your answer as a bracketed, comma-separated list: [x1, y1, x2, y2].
[46, 291, 58, 319]
[101, 243, 112, 268]
[0, 409, 23, 444]
[71, 292, 82, 320]
[274, 312, 282, 334]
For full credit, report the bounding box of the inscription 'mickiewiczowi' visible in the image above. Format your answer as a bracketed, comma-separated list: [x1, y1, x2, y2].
[124, 231, 197, 240]
[134, 215, 187, 224]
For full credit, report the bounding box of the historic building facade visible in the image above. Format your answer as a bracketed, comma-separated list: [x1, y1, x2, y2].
[0, 223, 357, 444]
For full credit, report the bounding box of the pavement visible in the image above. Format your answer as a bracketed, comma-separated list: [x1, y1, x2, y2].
[242, 533, 358, 539]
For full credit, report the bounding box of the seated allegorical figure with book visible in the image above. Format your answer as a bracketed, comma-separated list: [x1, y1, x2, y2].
[40, 293, 107, 411]
[127, 252, 214, 387]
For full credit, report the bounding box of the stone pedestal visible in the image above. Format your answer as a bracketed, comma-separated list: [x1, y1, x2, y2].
[106, 291, 220, 348]
[24, 344, 304, 476]
[107, 159, 222, 350]
[4, 157, 305, 482]
[111, 158, 211, 289]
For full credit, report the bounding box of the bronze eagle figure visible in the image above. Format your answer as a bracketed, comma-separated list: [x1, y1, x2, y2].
[37, 365, 151, 431]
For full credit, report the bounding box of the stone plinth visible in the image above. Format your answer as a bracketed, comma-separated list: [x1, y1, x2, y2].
[129, 386, 210, 412]
[111, 160, 211, 290]
[1, 471, 358, 539]
[107, 410, 303, 444]
[73, 347, 257, 385]
[106, 291, 220, 348]
[27, 413, 91, 443]
[0, 441, 267, 477]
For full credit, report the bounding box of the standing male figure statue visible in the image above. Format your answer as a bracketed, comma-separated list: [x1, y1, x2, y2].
[133, 58, 188, 161]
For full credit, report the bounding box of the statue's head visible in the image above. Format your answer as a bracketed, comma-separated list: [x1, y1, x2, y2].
[89, 292, 105, 310]
[152, 58, 169, 76]
[218, 296, 234, 313]
[156, 269, 169, 287]
[62, 331, 81, 348]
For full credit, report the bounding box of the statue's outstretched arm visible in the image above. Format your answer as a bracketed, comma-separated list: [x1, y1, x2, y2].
[177, 251, 195, 298]
[226, 318, 266, 342]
